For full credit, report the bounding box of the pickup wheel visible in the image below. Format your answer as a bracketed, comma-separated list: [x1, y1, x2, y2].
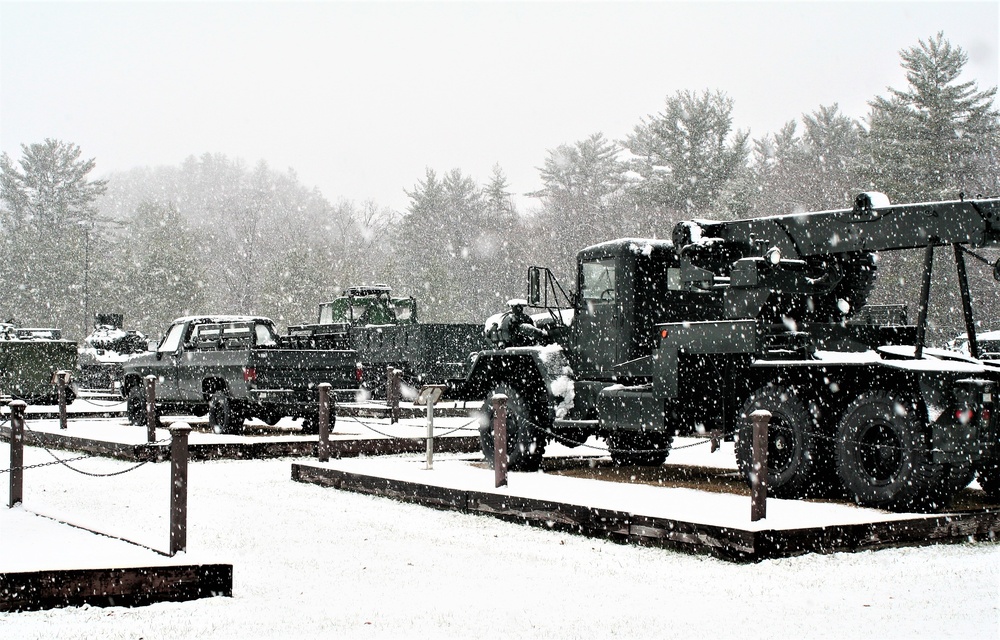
[736, 385, 832, 499]
[126, 385, 147, 426]
[834, 390, 948, 511]
[208, 391, 245, 435]
[300, 411, 320, 435]
[479, 384, 546, 472]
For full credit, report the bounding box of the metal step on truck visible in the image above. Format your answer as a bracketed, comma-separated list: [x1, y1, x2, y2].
[459, 193, 1000, 512]
[122, 315, 360, 434]
[287, 285, 490, 397]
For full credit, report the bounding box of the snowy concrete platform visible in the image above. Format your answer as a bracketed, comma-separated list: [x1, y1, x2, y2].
[0, 411, 481, 462]
[0, 509, 231, 612]
[292, 440, 1000, 562]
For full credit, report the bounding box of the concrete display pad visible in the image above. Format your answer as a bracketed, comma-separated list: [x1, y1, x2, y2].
[291, 451, 1000, 562]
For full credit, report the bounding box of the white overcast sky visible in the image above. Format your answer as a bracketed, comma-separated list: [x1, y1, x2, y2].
[1, 1, 998, 213]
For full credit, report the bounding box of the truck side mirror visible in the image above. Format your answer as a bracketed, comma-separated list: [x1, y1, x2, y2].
[527, 267, 541, 307]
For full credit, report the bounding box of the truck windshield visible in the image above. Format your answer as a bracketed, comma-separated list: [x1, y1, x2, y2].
[158, 323, 186, 353]
[581, 259, 617, 303]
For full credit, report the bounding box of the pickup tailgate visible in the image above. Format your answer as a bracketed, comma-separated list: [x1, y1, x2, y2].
[248, 348, 358, 401]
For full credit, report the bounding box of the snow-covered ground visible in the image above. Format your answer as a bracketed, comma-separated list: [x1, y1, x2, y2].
[1, 416, 999, 639]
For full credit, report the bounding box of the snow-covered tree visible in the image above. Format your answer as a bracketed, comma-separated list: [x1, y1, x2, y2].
[623, 90, 749, 220]
[0, 139, 108, 334]
[857, 32, 1000, 201]
[748, 105, 862, 216]
[530, 133, 630, 276]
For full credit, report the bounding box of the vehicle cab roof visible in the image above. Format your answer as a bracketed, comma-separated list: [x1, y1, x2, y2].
[578, 238, 676, 262]
[170, 315, 273, 325]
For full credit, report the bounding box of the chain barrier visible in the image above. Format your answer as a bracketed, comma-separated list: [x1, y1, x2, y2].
[76, 396, 128, 408]
[339, 413, 481, 440]
[339, 405, 721, 454]
[1, 419, 172, 477]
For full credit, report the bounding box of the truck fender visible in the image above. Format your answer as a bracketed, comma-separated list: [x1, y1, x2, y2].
[463, 345, 573, 416]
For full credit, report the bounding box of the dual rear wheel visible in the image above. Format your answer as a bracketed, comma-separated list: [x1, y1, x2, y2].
[737, 385, 955, 511]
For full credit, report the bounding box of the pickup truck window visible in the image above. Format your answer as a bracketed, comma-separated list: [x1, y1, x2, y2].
[255, 323, 278, 347]
[158, 323, 186, 353]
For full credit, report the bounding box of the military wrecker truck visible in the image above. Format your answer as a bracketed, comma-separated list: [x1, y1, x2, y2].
[288, 285, 489, 396]
[121, 315, 359, 434]
[465, 193, 1000, 512]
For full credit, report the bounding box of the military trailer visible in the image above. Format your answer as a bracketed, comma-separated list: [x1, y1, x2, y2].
[462, 194, 1000, 512]
[289, 285, 490, 396]
[0, 323, 78, 405]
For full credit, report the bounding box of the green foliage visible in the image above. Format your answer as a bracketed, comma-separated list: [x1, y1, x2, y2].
[858, 32, 1000, 201]
[748, 104, 862, 215]
[0, 139, 108, 333]
[623, 90, 749, 219]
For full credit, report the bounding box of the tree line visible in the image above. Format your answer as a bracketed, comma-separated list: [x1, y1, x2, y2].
[1, 32, 998, 344]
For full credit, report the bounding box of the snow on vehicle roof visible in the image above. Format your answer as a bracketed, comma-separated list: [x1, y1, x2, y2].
[170, 315, 273, 325]
[580, 237, 673, 255]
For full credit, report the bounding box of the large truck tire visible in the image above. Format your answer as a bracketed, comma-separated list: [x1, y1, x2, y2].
[126, 384, 146, 426]
[834, 390, 948, 512]
[478, 383, 546, 472]
[208, 391, 246, 435]
[975, 460, 1000, 501]
[607, 431, 670, 467]
[735, 385, 831, 498]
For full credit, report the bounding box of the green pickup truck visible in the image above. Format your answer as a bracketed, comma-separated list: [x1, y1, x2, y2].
[121, 316, 359, 434]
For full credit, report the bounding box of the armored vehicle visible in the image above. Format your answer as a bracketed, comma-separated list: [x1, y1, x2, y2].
[463, 194, 1000, 512]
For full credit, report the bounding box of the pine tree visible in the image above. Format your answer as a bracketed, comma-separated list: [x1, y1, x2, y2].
[623, 90, 749, 220]
[858, 32, 1000, 201]
[748, 105, 862, 216]
[0, 140, 108, 335]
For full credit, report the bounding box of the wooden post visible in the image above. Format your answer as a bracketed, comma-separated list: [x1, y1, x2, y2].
[425, 396, 435, 470]
[8, 401, 26, 508]
[318, 383, 332, 463]
[387, 368, 401, 424]
[56, 370, 70, 430]
[492, 394, 508, 488]
[750, 409, 771, 522]
[144, 375, 157, 443]
[168, 423, 192, 556]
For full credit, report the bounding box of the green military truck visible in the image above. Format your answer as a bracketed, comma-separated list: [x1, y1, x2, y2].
[121, 315, 359, 434]
[288, 285, 489, 396]
[462, 193, 1000, 512]
[0, 324, 78, 405]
